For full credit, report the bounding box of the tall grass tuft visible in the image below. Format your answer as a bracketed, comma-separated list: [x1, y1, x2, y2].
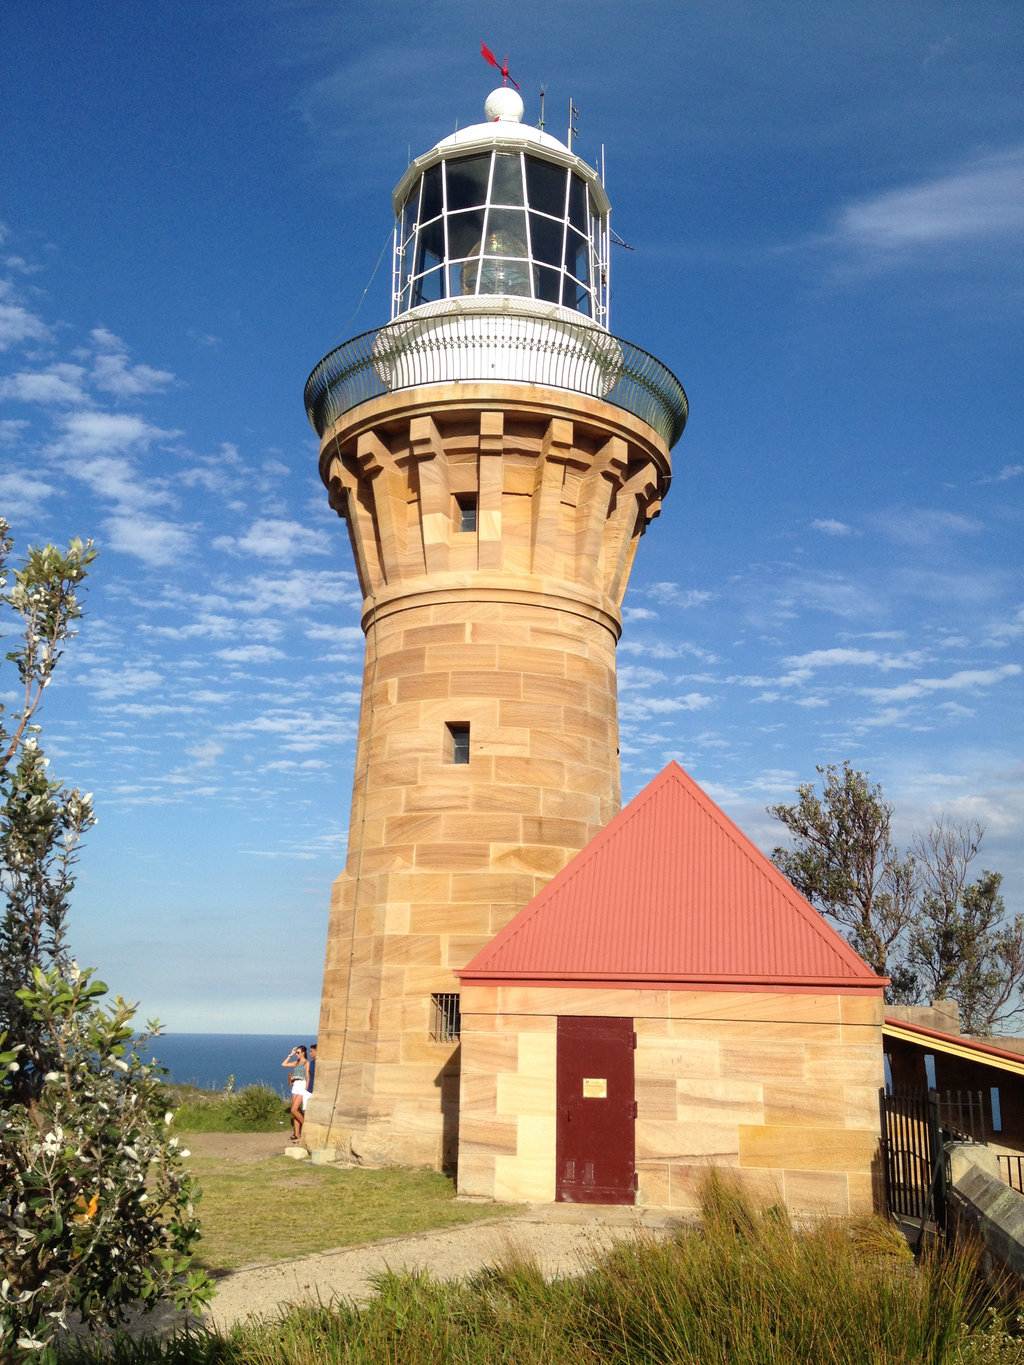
[61, 1169, 1024, 1364]
[169, 1084, 287, 1133]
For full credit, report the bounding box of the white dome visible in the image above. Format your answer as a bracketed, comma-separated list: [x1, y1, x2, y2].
[483, 87, 524, 124]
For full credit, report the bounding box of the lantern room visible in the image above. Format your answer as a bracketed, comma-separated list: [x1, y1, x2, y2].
[391, 88, 612, 326]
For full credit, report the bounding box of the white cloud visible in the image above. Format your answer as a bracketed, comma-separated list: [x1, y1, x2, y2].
[810, 518, 852, 536]
[0, 281, 49, 349]
[872, 508, 982, 547]
[215, 645, 287, 664]
[0, 469, 54, 518]
[780, 647, 924, 678]
[836, 147, 1024, 255]
[214, 518, 331, 562]
[0, 363, 89, 406]
[646, 582, 714, 608]
[986, 604, 1024, 644]
[618, 638, 719, 663]
[618, 664, 669, 689]
[0, 419, 28, 443]
[861, 663, 1021, 704]
[620, 692, 714, 719]
[141, 614, 248, 641]
[304, 623, 364, 645]
[77, 454, 173, 508]
[89, 327, 174, 397]
[103, 511, 194, 565]
[230, 568, 358, 615]
[977, 464, 1024, 484]
[49, 410, 180, 458]
[186, 740, 224, 767]
[774, 573, 878, 619]
[79, 665, 164, 700]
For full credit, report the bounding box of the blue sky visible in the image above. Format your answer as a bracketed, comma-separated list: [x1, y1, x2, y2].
[1, 1, 1020, 1032]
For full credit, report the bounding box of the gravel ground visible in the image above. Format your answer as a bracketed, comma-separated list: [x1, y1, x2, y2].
[206, 1209, 666, 1329]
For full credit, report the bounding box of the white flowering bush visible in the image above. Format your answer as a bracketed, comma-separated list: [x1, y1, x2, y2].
[0, 968, 213, 1355]
[0, 523, 212, 1355]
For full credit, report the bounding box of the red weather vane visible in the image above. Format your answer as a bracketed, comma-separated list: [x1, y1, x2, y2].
[480, 42, 520, 91]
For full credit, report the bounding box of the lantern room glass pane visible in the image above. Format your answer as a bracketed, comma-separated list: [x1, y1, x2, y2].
[525, 156, 567, 217]
[564, 278, 592, 316]
[529, 212, 563, 269]
[445, 154, 490, 212]
[413, 266, 443, 306]
[462, 254, 533, 297]
[565, 229, 590, 285]
[490, 152, 525, 205]
[401, 187, 419, 248]
[447, 208, 484, 261]
[535, 265, 562, 304]
[419, 164, 443, 222]
[414, 218, 446, 278]
[483, 207, 528, 253]
[568, 175, 588, 231]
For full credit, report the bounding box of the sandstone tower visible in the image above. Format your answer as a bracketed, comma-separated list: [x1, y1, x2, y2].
[302, 85, 688, 1167]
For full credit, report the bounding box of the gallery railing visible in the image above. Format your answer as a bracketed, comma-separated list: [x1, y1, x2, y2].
[304, 313, 689, 449]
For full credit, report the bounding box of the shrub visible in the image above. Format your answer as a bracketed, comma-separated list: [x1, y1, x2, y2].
[170, 1085, 287, 1134]
[0, 968, 214, 1357]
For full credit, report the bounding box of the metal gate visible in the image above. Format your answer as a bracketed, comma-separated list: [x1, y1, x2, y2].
[879, 1087, 946, 1235]
[879, 1087, 988, 1241]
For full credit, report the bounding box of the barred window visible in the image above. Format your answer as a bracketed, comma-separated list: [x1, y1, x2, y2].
[431, 992, 461, 1042]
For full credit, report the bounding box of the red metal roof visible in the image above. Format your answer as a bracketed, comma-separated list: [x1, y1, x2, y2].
[459, 761, 885, 992]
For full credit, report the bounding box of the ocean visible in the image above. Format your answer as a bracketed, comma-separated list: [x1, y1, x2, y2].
[137, 1033, 317, 1094]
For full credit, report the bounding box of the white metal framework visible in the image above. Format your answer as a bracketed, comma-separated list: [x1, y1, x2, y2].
[393, 147, 611, 326]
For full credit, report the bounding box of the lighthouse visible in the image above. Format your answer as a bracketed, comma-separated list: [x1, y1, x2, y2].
[302, 82, 688, 1168]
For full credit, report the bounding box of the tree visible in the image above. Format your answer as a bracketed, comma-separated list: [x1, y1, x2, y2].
[767, 763, 919, 998]
[768, 763, 1024, 1033]
[0, 520, 212, 1355]
[1, 528, 96, 1115]
[909, 818, 1024, 1035]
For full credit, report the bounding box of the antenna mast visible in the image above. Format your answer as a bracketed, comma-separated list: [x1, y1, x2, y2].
[568, 99, 579, 150]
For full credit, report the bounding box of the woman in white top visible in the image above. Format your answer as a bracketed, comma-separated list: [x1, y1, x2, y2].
[282, 1045, 309, 1141]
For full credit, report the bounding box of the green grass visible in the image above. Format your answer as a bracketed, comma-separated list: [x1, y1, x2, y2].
[187, 1152, 513, 1271]
[62, 1171, 1024, 1364]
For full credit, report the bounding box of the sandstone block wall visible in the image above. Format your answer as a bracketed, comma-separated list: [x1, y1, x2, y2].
[458, 985, 885, 1215]
[305, 383, 671, 1162]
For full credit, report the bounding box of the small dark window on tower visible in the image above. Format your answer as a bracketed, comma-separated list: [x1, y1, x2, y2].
[447, 722, 470, 764]
[455, 494, 477, 532]
[431, 992, 461, 1042]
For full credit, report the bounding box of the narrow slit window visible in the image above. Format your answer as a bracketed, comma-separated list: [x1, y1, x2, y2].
[431, 992, 461, 1042]
[447, 722, 470, 764]
[455, 493, 477, 532]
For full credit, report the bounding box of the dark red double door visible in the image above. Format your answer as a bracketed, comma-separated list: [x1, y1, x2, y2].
[555, 1016, 636, 1204]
